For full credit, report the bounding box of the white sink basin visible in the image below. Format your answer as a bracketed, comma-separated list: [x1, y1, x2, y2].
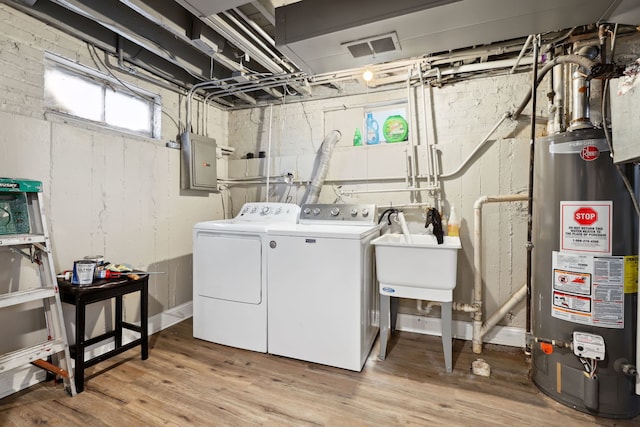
[371, 233, 461, 290]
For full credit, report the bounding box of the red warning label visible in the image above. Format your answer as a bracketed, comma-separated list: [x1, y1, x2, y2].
[561, 201, 612, 255]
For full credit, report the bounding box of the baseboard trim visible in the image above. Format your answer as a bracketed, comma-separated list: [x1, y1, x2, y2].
[0, 302, 194, 398]
[396, 313, 526, 348]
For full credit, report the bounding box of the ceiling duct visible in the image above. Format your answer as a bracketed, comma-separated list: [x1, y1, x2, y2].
[275, 0, 622, 75]
[343, 31, 401, 59]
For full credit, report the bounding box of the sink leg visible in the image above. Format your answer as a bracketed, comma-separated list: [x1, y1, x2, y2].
[379, 294, 390, 360]
[441, 301, 453, 373]
[390, 297, 399, 332]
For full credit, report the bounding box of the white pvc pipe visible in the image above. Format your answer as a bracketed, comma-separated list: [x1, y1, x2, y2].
[473, 194, 528, 353]
[265, 104, 273, 201]
[338, 186, 438, 195]
[397, 212, 413, 243]
[510, 35, 533, 74]
[480, 284, 527, 338]
[419, 69, 435, 188]
[406, 69, 418, 190]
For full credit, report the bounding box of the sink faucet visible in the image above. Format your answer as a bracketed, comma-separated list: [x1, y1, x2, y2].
[425, 208, 444, 244]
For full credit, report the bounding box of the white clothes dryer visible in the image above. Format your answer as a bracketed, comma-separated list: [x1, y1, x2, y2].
[266, 204, 380, 371]
[193, 202, 300, 352]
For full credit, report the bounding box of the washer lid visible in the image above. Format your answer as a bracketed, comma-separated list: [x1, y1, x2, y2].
[193, 220, 270, 233]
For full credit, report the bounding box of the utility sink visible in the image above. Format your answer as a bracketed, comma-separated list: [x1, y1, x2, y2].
[373, 233, 462, 373]
[371, 233, 462, 290]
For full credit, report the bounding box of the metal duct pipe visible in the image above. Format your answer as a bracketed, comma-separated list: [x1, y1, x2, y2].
[568, 69, 592, 130]
[548, 62, 565, 134]
[301, 130, 342, 205]
[511, 54, 598, 121]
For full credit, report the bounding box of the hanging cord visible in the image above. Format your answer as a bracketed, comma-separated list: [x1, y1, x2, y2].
[378, 208, 400, 225]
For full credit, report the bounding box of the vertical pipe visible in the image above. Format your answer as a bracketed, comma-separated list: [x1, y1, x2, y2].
[406, 69, 418, 193]
[265, 104, 273, 202]
[525, 36, 540, 351]
[472, 198, 484, 353]
[553, 62, 565, 133]
[419, 68, 434, 188]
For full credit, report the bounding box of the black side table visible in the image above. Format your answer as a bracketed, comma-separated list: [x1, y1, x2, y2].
[58, 273, 149, 393]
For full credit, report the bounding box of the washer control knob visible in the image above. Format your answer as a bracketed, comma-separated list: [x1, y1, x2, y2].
[242, 207, 250, 215]
[350, 208, 358, 217]
[362, 208, 370, 217]
[303, 207, 311, 215]
[275, 207, 282, 214]
[260, 206, 271, 215]
[330, 207, 340, 217]
[250, 207, 257, 213]
[313, 208, 321, 216]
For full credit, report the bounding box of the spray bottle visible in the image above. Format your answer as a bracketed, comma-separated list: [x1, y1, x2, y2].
[448, 206, 460, 237]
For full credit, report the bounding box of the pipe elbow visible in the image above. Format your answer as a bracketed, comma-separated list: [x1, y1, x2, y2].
[474, 196, 489, 210]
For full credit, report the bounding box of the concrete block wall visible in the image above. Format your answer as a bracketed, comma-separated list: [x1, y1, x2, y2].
[227, 75, 535, 335]
[0, 3, 226, 360]
[225, 38, 640, 337]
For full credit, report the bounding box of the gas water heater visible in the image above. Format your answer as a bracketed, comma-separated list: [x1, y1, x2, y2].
[530, 125, 640, 415]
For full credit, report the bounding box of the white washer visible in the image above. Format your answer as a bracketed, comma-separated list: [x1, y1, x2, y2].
[193, 202, 300, 352]
[266, 204, 380, 371]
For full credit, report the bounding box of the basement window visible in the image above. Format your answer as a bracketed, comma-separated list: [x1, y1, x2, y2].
[43, 53, 161, 139]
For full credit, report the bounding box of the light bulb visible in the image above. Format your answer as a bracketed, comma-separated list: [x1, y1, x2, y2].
[362, 69, 373, 82]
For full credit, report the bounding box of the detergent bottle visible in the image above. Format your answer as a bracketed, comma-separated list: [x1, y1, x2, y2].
[447, 206, 460, 237]
[353, 127, 362, 146]
[365, 113, 380, 145]
[383, 115, 409, 142]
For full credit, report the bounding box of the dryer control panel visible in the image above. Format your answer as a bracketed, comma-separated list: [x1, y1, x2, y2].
[236, 203, 300, 223]
[299, 204, 377, 224]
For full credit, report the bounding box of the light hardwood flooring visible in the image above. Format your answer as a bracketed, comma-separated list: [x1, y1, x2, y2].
[1, 318, 639, 426]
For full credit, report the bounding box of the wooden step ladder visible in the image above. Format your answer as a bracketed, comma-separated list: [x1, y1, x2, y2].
[0, 178, 76, 396]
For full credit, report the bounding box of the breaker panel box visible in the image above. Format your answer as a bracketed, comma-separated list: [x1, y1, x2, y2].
[181, 132, 218, 192]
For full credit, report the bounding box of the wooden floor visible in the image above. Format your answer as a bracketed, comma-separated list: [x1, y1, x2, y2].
[1, 318, 639, 426]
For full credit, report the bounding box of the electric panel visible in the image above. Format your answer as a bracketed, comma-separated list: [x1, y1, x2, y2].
[181, 132, 218, 192]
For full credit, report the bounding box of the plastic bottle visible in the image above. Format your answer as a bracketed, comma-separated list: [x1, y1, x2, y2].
[353, 127, 362, 146]
[447, 206, 460, 237]
[365, 113, 380, 145]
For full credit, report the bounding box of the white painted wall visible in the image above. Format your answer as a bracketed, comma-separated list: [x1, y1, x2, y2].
[3, 2, 640, 396]
[226, 77, 533, 333]
[0, 4, 226, 358]
[226, 35, 640, 338]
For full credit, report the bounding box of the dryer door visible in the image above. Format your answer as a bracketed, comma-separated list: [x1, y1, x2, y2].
[194, 232, 262, 303]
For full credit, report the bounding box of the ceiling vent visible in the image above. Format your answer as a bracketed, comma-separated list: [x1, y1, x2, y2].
[343, 32, 401, 59]
[275, 0, 623, 75]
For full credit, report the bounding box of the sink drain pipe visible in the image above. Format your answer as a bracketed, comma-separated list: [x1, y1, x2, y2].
[472, 194, 528, 353]
[417, 194, 529, 352]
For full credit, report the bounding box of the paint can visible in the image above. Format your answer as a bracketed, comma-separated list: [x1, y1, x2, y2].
[71, 260, 96, 285]
[83, 255, 105, 266]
